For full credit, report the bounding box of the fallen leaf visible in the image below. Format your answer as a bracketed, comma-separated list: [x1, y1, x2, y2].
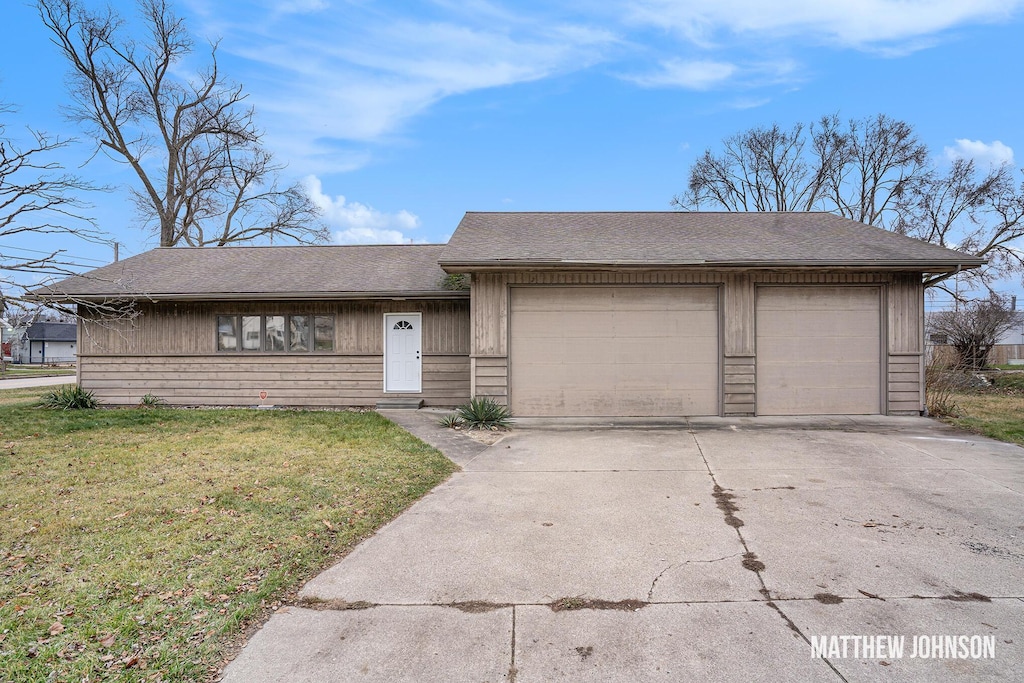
[49, 622, 65, 635]
[99, 633, 115, 648]
[99, 654, 114, 662]
[123, 655, 139, 668]
[322, 519, 334, 531]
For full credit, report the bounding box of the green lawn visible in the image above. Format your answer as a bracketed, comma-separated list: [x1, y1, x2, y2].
[0, 388, 457, 681]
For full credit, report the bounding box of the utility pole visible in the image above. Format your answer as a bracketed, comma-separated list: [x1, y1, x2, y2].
[113, 242, 120, 262]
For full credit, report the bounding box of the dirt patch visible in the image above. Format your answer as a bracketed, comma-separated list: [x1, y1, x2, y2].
[939, 591, 992, 602]
[575, 646, 594, 660]
[712, 485, 744, 528]
[741, 552, 765, 572]
[549, 597, 647, 612]
[446, 601, 512, 613]
[296, 597, 377, 611]
[814, 593, 844, 604]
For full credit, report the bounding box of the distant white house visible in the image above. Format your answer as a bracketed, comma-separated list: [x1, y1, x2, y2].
[17, 322, 78, 364]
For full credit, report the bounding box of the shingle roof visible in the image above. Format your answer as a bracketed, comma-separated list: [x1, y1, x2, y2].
[25, 322, 77, 342]
[33, 245, 461, 301]
[439, 212, 985, 270]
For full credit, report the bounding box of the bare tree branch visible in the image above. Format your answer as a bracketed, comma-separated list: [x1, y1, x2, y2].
[38, 0, 327, 248]
[929, 294, 1020, 369]
[678, 112, 1022, 292]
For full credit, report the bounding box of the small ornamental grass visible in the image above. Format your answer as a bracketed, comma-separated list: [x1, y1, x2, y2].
[454, 397, 513, 430]
[437, 413, 464, 429]
[38, 384, 98, 410]
[138, 393, 165, 407]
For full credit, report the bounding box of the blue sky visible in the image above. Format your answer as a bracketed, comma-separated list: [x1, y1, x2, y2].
[2, 0, 1023, 303]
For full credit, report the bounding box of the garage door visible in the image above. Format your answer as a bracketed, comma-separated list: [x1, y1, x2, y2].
[756, 287, 881, 415]
[509, 286, 719, 417]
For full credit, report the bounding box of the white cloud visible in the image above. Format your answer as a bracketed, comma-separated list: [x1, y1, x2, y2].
[727, 96, 771, 110]
[625, 0, 1023, 49]
[303, 176, 422, 244]
[944, 139, 1015, 167]
[205, 5, 619, 167]
[625, 59, 736, 89]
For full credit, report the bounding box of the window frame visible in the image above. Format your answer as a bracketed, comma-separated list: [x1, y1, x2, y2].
[215, 313, 335, 354]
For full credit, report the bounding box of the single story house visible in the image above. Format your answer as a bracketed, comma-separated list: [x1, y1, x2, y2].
[33, 212, 983, 416]
[17, 321, 78, 364]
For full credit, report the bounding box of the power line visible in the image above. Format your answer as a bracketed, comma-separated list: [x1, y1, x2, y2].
[0, 243, 113, 264]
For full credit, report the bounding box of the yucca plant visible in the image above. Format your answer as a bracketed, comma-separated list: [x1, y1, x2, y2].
[455, 397, 512, 429]
[437, 413, 464, 429]
[39, 384, 98, 410]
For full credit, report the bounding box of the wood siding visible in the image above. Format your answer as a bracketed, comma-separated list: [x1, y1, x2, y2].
[470, 270, 927, 416]
[471, 356, 509, 405]
[81, 300, 469, 356]
[723, 356, 756, 416]
[79, 300, 470, 407]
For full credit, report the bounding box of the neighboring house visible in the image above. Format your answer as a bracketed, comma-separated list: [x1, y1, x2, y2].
[32, 212, 983, 416]
[1, 319, 25, 360]
[18, 322, 78, 364]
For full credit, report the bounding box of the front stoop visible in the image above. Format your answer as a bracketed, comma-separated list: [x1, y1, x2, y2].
[375, 398, 425, 410]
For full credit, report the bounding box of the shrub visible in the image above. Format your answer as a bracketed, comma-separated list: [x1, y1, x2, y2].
[439, 273, 470, 291]
[925, 358, 966, 417]
[455, 397, 512, 429]
[39, 384, 98, 410]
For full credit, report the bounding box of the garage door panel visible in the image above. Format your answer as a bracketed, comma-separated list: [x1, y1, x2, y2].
[611, 287, 718, 311]
[769, 387, 881, 415]
[758, 361, 881, 387]
[614, 362, 719, 388]
[757, 288, 877, 310]
[758, 310, 878, 336]
[510, 286, 719, 417]
[759, 337, 880, 363]
[756, 287, 880, 415]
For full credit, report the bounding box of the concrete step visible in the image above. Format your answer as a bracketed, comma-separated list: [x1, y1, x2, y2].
[375, 398, 424, 410]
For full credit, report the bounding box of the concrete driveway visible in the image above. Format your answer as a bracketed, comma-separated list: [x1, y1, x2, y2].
[222, 415, 1024, 682]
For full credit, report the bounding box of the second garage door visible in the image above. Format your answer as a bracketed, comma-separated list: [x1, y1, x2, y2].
[509, 286, 719, 417]
[756, 286, 882, 415]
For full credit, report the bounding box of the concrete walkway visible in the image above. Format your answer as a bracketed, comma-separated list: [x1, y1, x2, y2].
[222, 414, 1024, 682]
[0, 374, 77, 389]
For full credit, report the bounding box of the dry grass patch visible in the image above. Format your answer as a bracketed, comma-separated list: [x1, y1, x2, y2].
[944, 392, 1024, 446]
[0, 389, 456, 681]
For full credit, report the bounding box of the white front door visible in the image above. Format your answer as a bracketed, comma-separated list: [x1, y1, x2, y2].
[385, 314, 421, 392]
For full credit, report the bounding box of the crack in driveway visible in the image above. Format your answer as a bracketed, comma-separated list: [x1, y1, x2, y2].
[687, 420, 850, 682]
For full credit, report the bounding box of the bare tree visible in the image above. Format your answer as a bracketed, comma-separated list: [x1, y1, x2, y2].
[0, 101, 106, 309]
[677, 113, 929, 227]
[930, 294, 1020, 369]
[894, 159, 1024, 294]
[676, 112, 1024, 293]
[38, 0, 326, 247]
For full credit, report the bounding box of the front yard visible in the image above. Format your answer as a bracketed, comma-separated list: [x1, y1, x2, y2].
[0, 388, 457, 681]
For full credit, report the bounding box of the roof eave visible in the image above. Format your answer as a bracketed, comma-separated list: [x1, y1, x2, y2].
[28, 289, 470, 303]
[439, 259, 986, 272]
